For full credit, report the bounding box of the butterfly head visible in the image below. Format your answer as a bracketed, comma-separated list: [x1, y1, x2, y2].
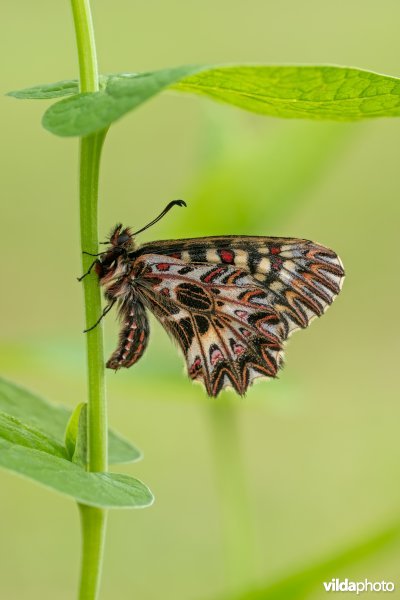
[109, 224, 135, 251]
[95, 200, 187, 286]
[94, 224, 134, 286]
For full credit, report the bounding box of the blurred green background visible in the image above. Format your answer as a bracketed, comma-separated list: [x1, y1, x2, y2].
[2, 1, 400, 599]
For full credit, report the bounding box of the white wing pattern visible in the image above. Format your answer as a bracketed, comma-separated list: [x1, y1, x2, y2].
[129, 236, 344, 396]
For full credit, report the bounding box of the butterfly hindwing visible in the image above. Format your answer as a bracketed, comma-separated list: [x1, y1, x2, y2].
[129, 254, 288, 396]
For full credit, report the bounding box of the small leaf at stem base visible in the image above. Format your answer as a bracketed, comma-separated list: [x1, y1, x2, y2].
[0, 377, 141, 464]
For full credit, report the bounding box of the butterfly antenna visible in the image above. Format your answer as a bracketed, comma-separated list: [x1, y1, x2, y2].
[132, 199, 187, 236]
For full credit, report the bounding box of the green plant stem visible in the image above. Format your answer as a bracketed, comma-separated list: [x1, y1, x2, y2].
[78, 99, 108, 600]
[79, 131, 108, 474]
[70, 1, 108, 599]
[78, 131, 108, 600]
[205, 399, 256, 593]
[78, 506, 107, 600]
[70, 0, 99, 93]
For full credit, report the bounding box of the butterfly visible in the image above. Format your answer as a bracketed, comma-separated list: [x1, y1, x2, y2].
[80, 200, 345, 397]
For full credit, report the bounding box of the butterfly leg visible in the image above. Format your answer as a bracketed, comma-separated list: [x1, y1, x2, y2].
[78, 249, 110, 281]
[77, 259, 100, 282]
[83, 299, 116, 333]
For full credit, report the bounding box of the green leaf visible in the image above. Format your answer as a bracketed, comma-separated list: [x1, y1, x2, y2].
[10, 65, 400, 137]
[174, 65, 400, 120]
[37, 65, 400, 137]
[0, 438, 153, 508]
[0, 381, 152, 507]
[0, 377, 141, 464]
[71, 404, 88, 466]
[42, 66, 200, 136]
[7, 79, 80, 99]
[64, 402, 87, 465]
[0, 411, 67, 459]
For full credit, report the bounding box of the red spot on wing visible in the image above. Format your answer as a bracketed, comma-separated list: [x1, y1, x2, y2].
[169, 252, 182, 259]
[271, 246, 281, 255]
[219, 249, 235, 264]
[190, 356, 202, 376]
[210, 348, 224, 365]
[156, 263, 171, 271]
[233, 343, 245, 355]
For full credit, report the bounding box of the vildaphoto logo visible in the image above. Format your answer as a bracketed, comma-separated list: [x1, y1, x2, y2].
[323, 579, 395, 594]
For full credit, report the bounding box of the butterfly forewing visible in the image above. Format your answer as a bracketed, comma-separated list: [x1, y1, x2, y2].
[135, 236, 344, 338]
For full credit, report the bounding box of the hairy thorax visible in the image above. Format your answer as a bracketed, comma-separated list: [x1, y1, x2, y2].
[96, 254, 133, 300]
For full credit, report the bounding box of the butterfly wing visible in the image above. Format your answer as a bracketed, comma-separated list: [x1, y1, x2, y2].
[132, 255, 286, 396]
[129, 252, 314, 396]
[135, 236, 345, 338]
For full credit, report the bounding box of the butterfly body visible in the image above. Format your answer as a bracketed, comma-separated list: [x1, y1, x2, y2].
[92, 216, 344, 397]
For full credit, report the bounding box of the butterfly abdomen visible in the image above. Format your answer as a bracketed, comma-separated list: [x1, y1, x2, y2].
[106, 298, 149, 370]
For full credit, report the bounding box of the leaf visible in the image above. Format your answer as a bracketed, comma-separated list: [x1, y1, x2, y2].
[34, 65, 400, 137]
[174, 65, 400, 121]
[9, 65, 400, 136]
[64, 402, 87, 465]
[0, 381, 153, 508]
[42, 66, 200, 136]
[0, 377, 141, 464]
[0, 438, 153, 508]
[223, 520, 400, 599]
[7, 79, 80, 99]
[71, 404, 88, 466]
[0, 411, 67, 459]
